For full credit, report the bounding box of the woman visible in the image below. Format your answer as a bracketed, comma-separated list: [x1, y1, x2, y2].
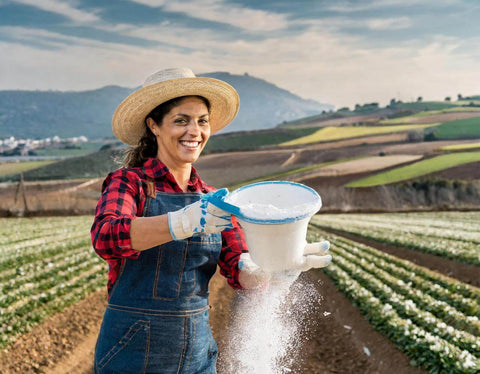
[91, 67, 331, 374]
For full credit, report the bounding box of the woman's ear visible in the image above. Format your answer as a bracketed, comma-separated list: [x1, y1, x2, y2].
[146, 117, 157, 136]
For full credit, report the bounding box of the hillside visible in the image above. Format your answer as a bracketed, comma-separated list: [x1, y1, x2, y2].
[0, 72, 333, 140]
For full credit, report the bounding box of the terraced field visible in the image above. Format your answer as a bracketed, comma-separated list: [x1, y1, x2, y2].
[280, 124, 437, 146]
[346, 151, 480, 187]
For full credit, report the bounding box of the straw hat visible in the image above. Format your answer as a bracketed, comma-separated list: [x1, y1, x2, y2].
[112, 67, 240, 145]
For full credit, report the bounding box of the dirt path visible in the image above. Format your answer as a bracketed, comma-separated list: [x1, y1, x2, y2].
[297, 271, 425, 374]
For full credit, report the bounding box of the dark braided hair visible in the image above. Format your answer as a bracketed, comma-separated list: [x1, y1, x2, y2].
[123, 95, 210, 168]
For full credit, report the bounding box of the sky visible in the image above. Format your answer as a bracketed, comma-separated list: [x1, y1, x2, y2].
[1, 0, 480, 108]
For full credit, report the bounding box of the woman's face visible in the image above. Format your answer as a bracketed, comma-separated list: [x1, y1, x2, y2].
[148, 96, 211, 169]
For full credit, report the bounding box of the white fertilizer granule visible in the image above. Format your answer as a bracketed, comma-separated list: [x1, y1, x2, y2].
[238, 202, 315, 221]
[218, 272, 322, 374]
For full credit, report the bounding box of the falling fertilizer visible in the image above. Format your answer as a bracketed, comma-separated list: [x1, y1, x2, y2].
[219, 272, 322, 374]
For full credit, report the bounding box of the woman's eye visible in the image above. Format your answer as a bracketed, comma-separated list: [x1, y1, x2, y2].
[199, 119, 209, 125]
[175, 119, 187, 124]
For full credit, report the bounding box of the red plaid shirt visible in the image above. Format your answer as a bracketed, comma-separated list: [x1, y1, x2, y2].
[91, 158, 247, 297]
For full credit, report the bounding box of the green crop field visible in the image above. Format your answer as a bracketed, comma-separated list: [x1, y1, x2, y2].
[0, 216, 106, 349]
[204, 127, 318, 153]
[0, 160, 56, 177]
[280, 124, 437, 146]
[308, 216, 480, 374]
[346, 152, 480, 187]
[429, 117, 480, 140]
[2, 212, 479, 373]
[393, 101, 457, 111]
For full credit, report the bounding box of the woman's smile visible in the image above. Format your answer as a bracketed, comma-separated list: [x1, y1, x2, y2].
[149, 96, 211, 169]
[179, 140, 201, 149]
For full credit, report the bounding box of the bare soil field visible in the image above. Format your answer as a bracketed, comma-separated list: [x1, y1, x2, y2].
[428, 161, 480, 181]
[387, 111, 480, 124]
[296, 155, 423, 180]
[292, 113, 388, 128]
[0, 178, 102, 216]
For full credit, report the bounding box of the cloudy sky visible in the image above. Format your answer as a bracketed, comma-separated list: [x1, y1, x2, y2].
[1, 0, 479, 108]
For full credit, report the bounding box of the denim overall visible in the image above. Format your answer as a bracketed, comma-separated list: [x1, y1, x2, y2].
[94, 188, 222, 374]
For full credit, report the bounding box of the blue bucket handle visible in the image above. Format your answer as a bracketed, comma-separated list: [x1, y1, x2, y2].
[206, 188, 242, 216]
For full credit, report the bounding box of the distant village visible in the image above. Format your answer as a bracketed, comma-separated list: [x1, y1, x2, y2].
[0, 136, 88, 156]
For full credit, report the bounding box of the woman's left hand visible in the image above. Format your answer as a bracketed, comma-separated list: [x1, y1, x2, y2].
[238, 241, 332, 289]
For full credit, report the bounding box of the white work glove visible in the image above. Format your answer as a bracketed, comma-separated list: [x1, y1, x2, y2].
[238, 240, 332, 289]
[168, 189, 233, 241]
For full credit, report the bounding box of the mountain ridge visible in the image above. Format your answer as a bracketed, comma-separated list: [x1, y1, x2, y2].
[0, 72, 333, 140]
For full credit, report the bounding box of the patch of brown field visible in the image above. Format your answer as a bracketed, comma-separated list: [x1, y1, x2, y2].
[292, 113, 388, 128]
[390, 111, 480, 124]
[426, 161, 480, 181]
[296, 155, 423, 180]
[302, 132, 408, 150]
[380, 140, 475, 155]
[0, 178, 102, 216]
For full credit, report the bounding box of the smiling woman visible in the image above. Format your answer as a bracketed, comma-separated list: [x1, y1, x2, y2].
[90, 68, 248, 374]
[90, 67, 333, 373]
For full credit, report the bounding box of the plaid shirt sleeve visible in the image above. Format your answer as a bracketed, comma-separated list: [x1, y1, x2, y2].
[91, 169, 143, 260]
[219, 216, 249, 289]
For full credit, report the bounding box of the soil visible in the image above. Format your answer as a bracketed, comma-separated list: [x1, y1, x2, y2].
[428, 161, 480, 181]
[296, 155, 422, 180]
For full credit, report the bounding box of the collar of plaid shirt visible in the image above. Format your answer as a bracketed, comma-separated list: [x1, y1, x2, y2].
[142, 157, 210, 193]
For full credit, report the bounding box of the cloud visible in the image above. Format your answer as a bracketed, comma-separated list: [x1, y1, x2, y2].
[1, 2, 480, 109]
[327, 0, 462, 12]
[366, 17, 412, 30]
[11, 0, 100, 23]
[128, 0, 289, 32]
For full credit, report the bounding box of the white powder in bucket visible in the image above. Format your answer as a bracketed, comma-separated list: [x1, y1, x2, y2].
[238, 202, 316, 221]
[218, 272, 322, 374]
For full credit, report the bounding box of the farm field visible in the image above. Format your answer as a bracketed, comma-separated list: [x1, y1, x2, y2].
[280, 123, 437, 146]
[0, 160, 56, 177]
[441, 141, 480, 151]
[379, 110, 480, 125]
[311, 212, 480, 266]
[307, 226, 480, 374]
[1, 212, 480, 373]
[346, 151, 480, 187]
[430, 117, 480, 140]
[296, 154, 422, 180]
[0, 216, 106, 349]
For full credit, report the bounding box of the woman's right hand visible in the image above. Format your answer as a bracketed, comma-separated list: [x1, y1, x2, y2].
[168, 189, 233, 240]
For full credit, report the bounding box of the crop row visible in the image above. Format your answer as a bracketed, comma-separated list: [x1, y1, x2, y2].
[0, 216, 106, 349]
[0, 216, 91, 245]
[308, 227, 480, 373]
[311, 213, 480, 265]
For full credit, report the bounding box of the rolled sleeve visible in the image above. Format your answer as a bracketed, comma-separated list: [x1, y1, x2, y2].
[91, 169, 143, 260]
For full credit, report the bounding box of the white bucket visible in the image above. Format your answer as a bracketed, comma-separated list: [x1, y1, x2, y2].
[212, 181, 322, 272]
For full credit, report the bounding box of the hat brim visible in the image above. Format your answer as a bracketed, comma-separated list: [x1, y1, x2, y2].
[112, 77, 240, 145]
